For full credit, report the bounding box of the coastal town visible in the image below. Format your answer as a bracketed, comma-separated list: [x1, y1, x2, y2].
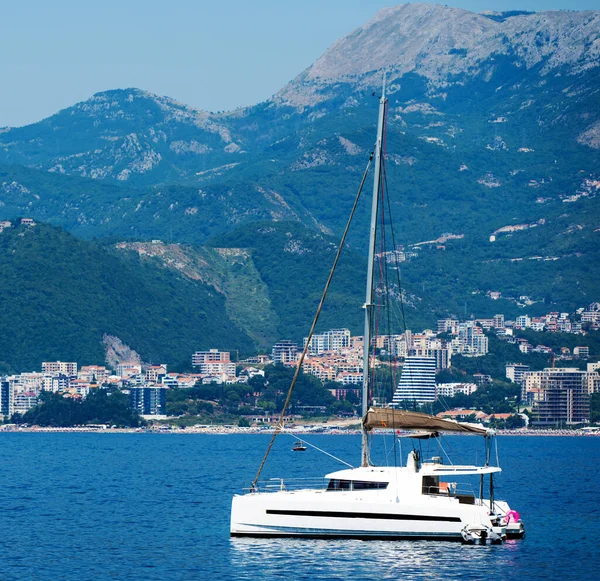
[2, 301, 599, 429]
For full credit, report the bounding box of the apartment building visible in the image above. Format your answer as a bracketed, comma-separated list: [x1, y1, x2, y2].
[475, 314, 505, 330]
[328, 384, 361, 401]
[437, 319, 459, 334]
[435, 382, 478, 398]
[573, 346, 590, 359]
[271, 340, 299, 364]
[42, 361, 78, 376]
[506, 363, 531, 385]
[79, 366, 109, 384]
[191, 350, 236, 379]
[0, 379, 10, 418]
[581, 302, 600, 329]
[145, 364, 167, 384]
[450, 322, 488, 357]
[116, 363, 142, 379]
[335, 371, 364, 385]
[192, 349, 231, 366]
[130, 385, 167, 416]
[522, 368, 591, 425]
[304, 329, 351, 355]
[391, 356, 436, 404]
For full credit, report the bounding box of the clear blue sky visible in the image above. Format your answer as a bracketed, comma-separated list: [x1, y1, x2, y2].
[1, 0, 598, 127]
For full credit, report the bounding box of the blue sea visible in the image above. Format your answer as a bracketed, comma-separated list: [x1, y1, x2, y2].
[0, 432, 598, 581]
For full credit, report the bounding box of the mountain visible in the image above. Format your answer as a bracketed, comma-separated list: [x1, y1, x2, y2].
[0, 89, 244, 185]
[115, 222, 371, 347]
[0, 222, 255, 372]
[276, 4, 600, 108]
[0, 3, 599, 345]
[0, 162, 303, 245]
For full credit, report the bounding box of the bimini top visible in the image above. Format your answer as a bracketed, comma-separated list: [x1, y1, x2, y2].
[363, 408, 489, 435]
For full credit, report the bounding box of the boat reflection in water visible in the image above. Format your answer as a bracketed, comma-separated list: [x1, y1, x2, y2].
[229, 536, 526, 580]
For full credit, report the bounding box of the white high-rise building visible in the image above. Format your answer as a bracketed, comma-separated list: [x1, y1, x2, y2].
[192, 350, 236, 378]
[391, 356, 436, 405]
[304, 329, 351, 354]
[451, 322, 488, 357]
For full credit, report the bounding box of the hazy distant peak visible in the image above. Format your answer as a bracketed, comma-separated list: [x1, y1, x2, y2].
[76, 88, 212, 122]
[307, 3, 491, 79]
[276, 3, 600, 107]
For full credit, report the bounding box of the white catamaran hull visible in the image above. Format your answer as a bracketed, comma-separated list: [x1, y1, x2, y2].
[231, 489, 504, 540]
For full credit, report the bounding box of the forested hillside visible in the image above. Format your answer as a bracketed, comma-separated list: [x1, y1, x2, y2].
[0, 223, 254, 372]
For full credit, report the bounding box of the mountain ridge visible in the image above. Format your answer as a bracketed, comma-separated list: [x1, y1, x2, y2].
[0, 87, 245, 184]
[0, 2, 598, 354]
[276, 4, 600, 107]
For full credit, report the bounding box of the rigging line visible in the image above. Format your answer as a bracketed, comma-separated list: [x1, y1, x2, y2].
[382, 162, 411, 413]
[381, 100, 408, 335]
[378, 159, 395, 360]
[379, 109, 401, 466]
[436, 394, 454, 413]
[369, 101, 388, 406]
[436, 435, 456, 467]
[376, 98, 388, 359]
[383, 162, 408, 335]
[494, 434, 500, 468]
[381, 197, 401, 468]
[372, 157, 386, 402]
[372, 154, 388, 401]
[370, 106, 389, 405]
[280, 432, 354, 468]
[440, 435, 458, 464]
[250, 150, 375, 490]
[405, 136, 465, 320]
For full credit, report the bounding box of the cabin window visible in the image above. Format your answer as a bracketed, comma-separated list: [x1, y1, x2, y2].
[327, 479, 388, 491]
[327, 479, 351, 490]
[422, 475, 439, 495]
[353, 480, 388, 490]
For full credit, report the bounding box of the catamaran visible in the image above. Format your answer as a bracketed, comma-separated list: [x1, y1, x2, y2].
[230, 82, 525, 544]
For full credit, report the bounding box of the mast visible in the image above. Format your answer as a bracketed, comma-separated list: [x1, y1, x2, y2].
[361, 77, 387, 467]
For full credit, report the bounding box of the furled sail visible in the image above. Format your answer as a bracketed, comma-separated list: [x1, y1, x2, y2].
[363, 408, 489, 435]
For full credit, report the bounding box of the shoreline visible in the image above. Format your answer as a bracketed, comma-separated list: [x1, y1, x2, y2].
[1, 425, 598, 436]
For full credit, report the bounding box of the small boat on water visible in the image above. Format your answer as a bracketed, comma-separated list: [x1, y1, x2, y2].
[230, 79, 525, 543]
[292, 441, 307, 452]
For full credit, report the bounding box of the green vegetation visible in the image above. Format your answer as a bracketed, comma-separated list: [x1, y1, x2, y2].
[14, 389, 142, 428]
[119, 243, 280, 351]
[209, 221, 369, 341]
[429, 380, 521, 416]
[162, 361, 528, 426]
[0, 64, 598, 378]
[0, 223, 253, 371]
[164, 364, 345, 424]
[515, 330, 600, 361]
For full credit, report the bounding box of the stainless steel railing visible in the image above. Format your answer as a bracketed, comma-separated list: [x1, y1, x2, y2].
[243, 477, 329, 492]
